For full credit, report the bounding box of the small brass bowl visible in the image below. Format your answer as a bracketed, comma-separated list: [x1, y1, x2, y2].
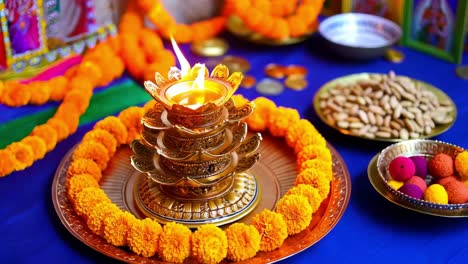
[376, 139, 468, 214]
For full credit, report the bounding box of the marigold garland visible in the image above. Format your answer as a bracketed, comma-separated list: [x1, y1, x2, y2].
[295, 168, 331, 199]
[67, 158, 102, 182]
[286, 184, 323, 213]
[72, 141, 110, 171]
[6, 142, 34, 171]
[82, 129, 118, 157]
[225, 223, 261, 261]
[72, 187, 111, 218]
[192, 224, 228, 264]
[66, 173, 99, 203]
[158, 222, 192, 263]
[251, 209, 288, 252]
[275, 194, 313, 235]
[127, 218, 162, 258]
[21, 136, 47, 160]
[103, 210, 136, 247]
[87, 201, 120, 236]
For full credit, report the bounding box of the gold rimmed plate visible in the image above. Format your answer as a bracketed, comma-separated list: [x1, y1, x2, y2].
[313, 73, 457, 142]
[226, 16, 318, 46]
[52, 134, 351, 263]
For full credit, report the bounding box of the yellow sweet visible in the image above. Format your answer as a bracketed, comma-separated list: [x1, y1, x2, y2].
[387, 180, 404, 190]
[424, 184, 448, 204]
[455, 151, 468, 180]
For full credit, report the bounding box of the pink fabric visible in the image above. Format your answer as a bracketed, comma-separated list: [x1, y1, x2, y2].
[22, 55, 82, 83]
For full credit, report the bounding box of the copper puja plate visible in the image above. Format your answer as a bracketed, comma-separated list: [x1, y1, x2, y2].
[52, 134, 351, 263]
[313, 73, 457, 142]
[226, 16, 318, 46]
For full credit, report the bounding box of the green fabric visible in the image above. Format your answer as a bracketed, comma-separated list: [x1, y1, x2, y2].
[0, 79, 151, 148]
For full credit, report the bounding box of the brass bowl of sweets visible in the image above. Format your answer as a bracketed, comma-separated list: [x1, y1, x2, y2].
[375, 139, 468, 217]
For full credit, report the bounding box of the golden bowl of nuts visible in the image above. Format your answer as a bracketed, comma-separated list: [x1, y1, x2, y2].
[314, 72, 457, 142]
[372, 139, 468, 217]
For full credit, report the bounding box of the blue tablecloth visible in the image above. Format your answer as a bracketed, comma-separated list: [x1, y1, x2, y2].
[1, 33, 467, 263]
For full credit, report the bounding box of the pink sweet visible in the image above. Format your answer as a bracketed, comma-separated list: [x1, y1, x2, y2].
[406, 176, 427, 193]
[389, 156, 416, 181]
[398, 183, 424, 200]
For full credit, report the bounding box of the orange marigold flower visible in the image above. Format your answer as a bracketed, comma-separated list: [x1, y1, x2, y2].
[192, 224, 227, 264]
[86, 201, 120, 236]
[268, 106, 300, 137]
[67, 158, 102, 182]
[21, 136, 47, 160]
[75, 61, 103, 88]
[2, 81, 31, 107]
[299, 158, 333, 175]
[118, 106, 144, 132]
[119, 11, 143, 34]
[0, 80, 4, 98]
[246, 97, 277, 131]
[158, 222, 192, 263]
[48, 76, 68, 101]
[275, 194, 312, 235]
[103, 210, 136, 247]
[28, 81, 51, 105]
[251, 209, 288, 252]
[46, 118, 70, 142]
[225, 223, 260, 262]
[128, 218, 162, 258]
[83, 129, 117, 157]
[139, 28, 164, 60]
[286, 184, 322, 213]
[246, 113, 268, 132]
[0, 149, 17, 177]
[73, 187, 111, 218]
[53, 104, 80, 134]
[231, 94, 248, 107]
[66, 173, 99, 203]
[7, 142, 34, 171]
[72, 141, 110, 171]
[295, 168, 331, 199]
[285, 119, 318, 148]
[31, 124, 58, 151]
[143, 100, 157, 113]
[63, 89, 92, 115]
[294, 131, 327, 154]
[94, 116, 129, 145]
[126, 128, 141, 144]
[296, 144, 332, 170]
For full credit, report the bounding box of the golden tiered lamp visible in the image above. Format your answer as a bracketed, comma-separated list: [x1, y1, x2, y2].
[130, 42, 262, 227]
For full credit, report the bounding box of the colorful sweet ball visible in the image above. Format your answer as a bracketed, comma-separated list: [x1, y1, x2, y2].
[454, 151, 468, 181]
[406, 176, 427, 193]
[410, 156, 427, 179]
[424, 184, 448, 204]
[387, 180, 403, 190]
[428, 153, 454, 178]
[437, 175, 458, 186]
[388, 156, 416, 181]
[398, 183, 424, 199]
[440, 179, 468, 204]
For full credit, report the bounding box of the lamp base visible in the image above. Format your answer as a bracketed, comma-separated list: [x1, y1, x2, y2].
[133, 171, 260, 228]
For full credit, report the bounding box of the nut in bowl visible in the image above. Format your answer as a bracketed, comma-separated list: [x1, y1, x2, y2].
[319, 13, 402, 60]
[376, 139, 468, 217]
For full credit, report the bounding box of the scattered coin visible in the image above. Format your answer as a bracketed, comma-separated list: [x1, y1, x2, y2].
[256, 78, 284, 95]
[284, 75, 308, 91]
[220, 55, 251, 73]
[241, 75, 256, 88]
[385, 48, 405, 63]
[455, 65, 468, 80]
[191, 38, 229, 57]
[286, 65, 308, 76]
[264, 63, 287, 79]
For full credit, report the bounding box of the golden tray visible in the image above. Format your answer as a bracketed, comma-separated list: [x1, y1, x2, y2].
[52, 134, 351, 263]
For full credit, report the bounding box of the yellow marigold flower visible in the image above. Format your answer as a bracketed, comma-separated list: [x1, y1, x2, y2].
[128, 218, 162, 258]
[48, 76, 68, 101]
[66, 173, 99, 202]
[225, 223, 260, 262]
[275, 194, 312, 235]
[2, 81, 31, 107]
[118, 106, 144, 132]
[83, 129, 117, 157]
[296, 145, 333, 171]
[103, 210, 136, 247]
[294, 131, 327, 154]
[298, 158, 333, 175]
[295, 168, 331, 199]
[246, 97, 277, 131]
[192, 224, 227, 264]
[47, 118, 70, 142]
[455, 151, 468, 180]
[21, 136, 47, 160]
[28, 81, 51, 105]
[158, 222, 192, 263]
[268, 106, 300, 137]
[63, 89, 92, 114]
[251, 209, 288, 252]
[285, 119, 318, 149]
[231, 94, 248, 107]
[286, 184, 323, 213]
[0, 149, 16, 177]
[73, 187, 111, 218]
[67, 158, 102, 182]
[94, 116, 129, 145]
[87, 201, 120, 236]
[7, 142, 34, 171]
[31, 124, 58, 151]
[72, 141, 110, 171]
